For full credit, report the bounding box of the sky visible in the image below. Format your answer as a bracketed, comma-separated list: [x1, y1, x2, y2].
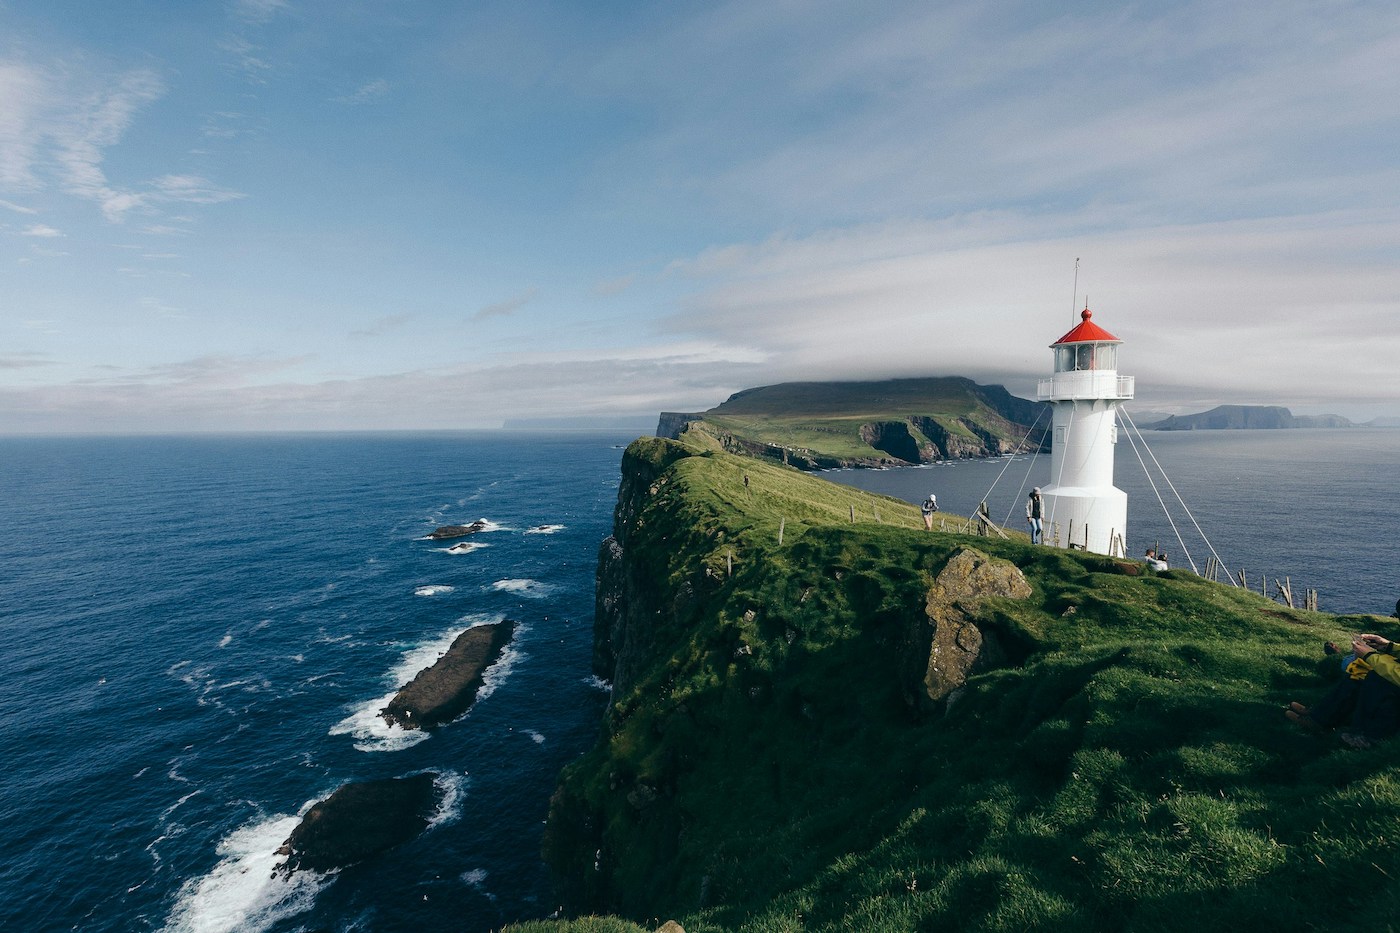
[2, 0, 1398, 433]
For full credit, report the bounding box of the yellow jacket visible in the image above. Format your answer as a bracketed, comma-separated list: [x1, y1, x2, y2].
[1358, 645, 1400, 688]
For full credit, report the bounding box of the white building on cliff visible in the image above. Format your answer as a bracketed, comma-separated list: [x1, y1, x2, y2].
[1037, 307, 1134, 556]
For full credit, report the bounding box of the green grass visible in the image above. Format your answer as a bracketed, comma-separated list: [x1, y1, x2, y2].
[516, 436, 1400, 933]
[675, 376, 1039, 466]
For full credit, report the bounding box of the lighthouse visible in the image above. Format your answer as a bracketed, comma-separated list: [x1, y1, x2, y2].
[1037, 306, 1134, 556]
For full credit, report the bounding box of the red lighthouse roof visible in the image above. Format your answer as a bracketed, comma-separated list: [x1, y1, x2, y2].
[1052, 306, 1120, 345]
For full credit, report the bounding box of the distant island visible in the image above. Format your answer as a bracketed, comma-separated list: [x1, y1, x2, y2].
[1144, 404, 1354, 430]
[657, 376, 1047, 469]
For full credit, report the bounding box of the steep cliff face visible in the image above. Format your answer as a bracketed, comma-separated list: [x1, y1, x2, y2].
[544, 437, 1383, 933]
[558, 439, 1094, 918]
[651, 376, 1049, 469]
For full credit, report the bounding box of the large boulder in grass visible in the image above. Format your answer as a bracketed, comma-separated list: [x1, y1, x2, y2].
[277, 773, 439, 873]
[905, 547, 1032, 707]
[381, 621, 515, 729]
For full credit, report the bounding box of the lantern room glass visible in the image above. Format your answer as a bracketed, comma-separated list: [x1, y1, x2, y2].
[1054, 342, 1117, 372]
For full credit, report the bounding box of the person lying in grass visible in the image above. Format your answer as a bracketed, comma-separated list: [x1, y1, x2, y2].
[1287, 633, 1400, 750]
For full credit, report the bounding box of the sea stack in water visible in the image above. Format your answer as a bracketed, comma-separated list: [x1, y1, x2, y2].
[381, 621, 516, 729]
[277, 773, 440, 873]
[428, 519, 489, 540]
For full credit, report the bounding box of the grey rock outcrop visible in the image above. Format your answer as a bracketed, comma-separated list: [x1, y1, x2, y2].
[904, 547, 1032, 707]
[276, 773, 439, 873]
[381, 621, 515, 729]
[427, 520, 488, 539]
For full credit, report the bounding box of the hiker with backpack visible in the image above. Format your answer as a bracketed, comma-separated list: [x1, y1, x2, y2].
[921, 493, 939, 531]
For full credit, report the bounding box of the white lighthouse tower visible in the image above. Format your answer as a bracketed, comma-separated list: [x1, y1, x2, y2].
[1037, 306, 1134, 556]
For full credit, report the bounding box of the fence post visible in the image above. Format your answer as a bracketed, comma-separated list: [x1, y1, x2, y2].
[778, 517, 785, 546]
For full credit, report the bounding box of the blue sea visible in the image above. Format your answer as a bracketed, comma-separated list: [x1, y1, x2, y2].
[1, 428, 1396, 933]
[0, 432, 630, 933]
[826, 427, 1400, 618]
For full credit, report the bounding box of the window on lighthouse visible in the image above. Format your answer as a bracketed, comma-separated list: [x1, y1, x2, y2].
[1055, 343, 1119, 372]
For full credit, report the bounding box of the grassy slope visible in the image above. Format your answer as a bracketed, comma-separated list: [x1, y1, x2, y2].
[692, 378, 1029, 461]
[514, 438, 1400, 933]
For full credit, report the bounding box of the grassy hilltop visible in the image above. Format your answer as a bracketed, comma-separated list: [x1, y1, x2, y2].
[514, 435, 1400, 933]
[660, 377, 1047, 469]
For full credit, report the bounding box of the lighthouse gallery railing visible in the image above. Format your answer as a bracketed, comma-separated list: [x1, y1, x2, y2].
[1037, 373, 1135, 401]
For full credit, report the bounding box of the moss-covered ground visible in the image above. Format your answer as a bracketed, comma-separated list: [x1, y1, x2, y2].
[513, 438, 1400, 933]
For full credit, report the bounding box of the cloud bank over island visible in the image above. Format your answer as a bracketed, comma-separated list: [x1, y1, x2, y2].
[2, 1, 1398, 431]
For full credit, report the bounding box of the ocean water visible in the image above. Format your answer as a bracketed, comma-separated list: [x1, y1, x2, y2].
[3, 428, 1396, 933]
[0, 432, 630, 933]
[826, 427, 1400, 618]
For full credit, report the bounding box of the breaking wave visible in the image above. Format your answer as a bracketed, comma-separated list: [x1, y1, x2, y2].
[160, 812, 327, 933]
[489, 578, 552, 598]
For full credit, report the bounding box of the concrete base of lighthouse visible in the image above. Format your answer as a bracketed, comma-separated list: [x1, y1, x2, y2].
[1040, 485, 1127, 556]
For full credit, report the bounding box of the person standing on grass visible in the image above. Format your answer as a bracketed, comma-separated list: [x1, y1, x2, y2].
[1026, 488, 1043, 544]
[921, 493, 939, 531]
[1287, 633, 1400, 749]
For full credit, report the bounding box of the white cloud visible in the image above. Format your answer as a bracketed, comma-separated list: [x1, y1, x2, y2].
[337, 79, 390, 105]
[151, 174, 244, 206]
[350, 312, 416, 338]
[232, 0, 290, 25]
[0, 352, 54, 370]
[22, 224, 62, 237]
[0, 198, 38, 215]
[657, 209, 1400, 415]
[50, 69, 166, 221]
[472, 289, 539, 322]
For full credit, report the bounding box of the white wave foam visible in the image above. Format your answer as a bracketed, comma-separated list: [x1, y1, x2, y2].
[460, 868, 497, 901]
[420, 517, 506, 540]
[429, 771, 469, 829]
[523, 524, 565, 535]
[525, 730, 545, 745]
[330, 615, 507, 752]
[217, 633, 232, 648]
[442, 541, 487, 555]
[160, 813, 327, 933]
[414, 585, 455, 597]
[472, 636, 522, 707]
[328, 689, 431, 753]
[489, 578, 552, 598]
[584, 674, 612, 692]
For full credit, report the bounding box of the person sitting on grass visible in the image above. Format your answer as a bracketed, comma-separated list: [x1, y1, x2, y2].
[1287, 633, 1400, 749]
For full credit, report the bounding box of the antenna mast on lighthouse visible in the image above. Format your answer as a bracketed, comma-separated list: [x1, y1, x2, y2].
[1070, 258, 1080, 325]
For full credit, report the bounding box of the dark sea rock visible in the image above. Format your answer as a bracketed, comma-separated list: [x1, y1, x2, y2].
[277, 773, 439, 873]
[381, 620, 516, 729]
[427, 519, 489, 539]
